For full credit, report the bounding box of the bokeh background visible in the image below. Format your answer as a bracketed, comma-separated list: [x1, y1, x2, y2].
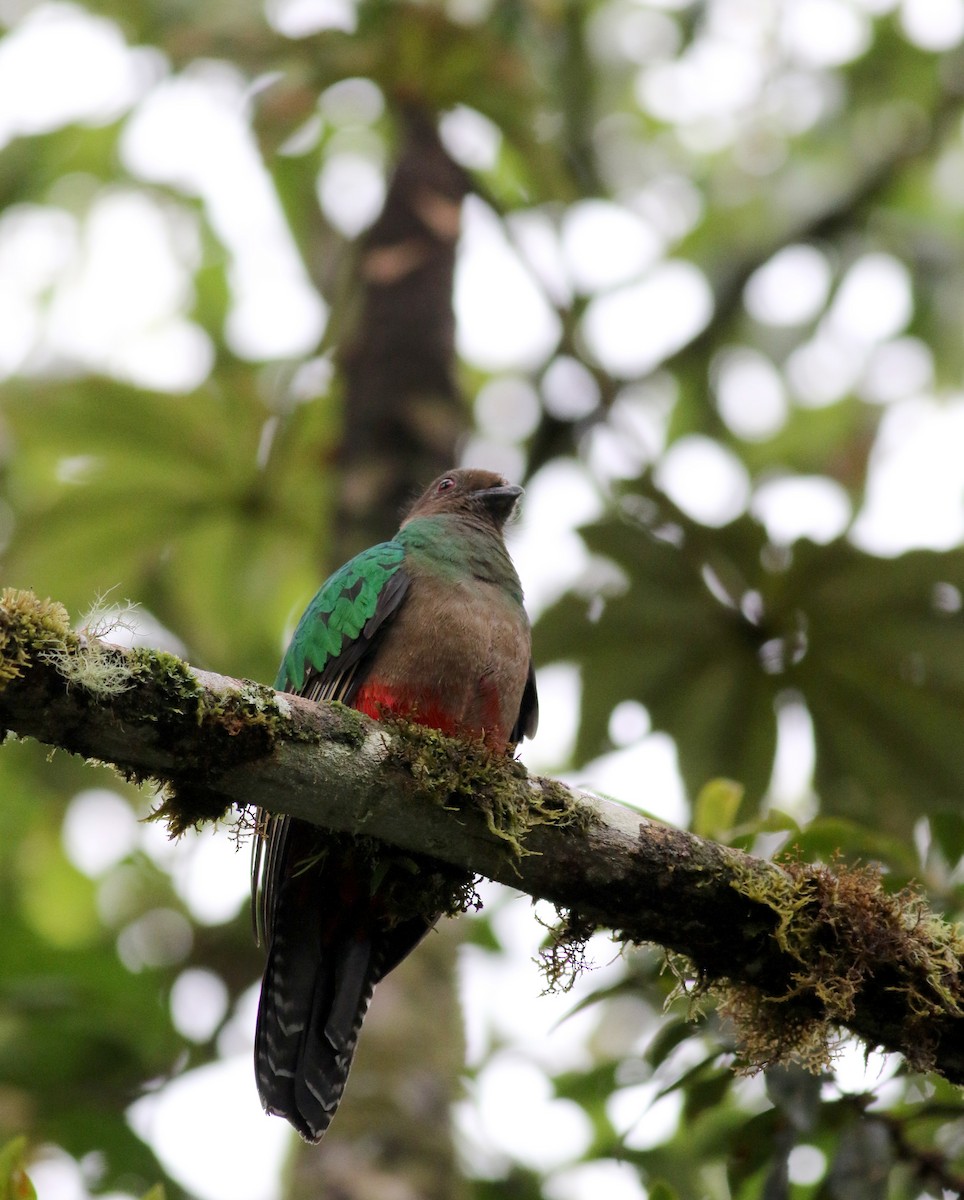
[3, 0, 964, 1197]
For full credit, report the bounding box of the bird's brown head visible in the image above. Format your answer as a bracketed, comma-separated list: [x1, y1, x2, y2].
[402, 468, 523, 531]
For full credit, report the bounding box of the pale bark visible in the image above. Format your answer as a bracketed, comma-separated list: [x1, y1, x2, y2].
[3, 593, 964, 1086]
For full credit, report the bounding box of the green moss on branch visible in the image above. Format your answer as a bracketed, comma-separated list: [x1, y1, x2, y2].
[0, 588, 75, 686]
[383, 719, 597, 858]
[718, 859, 964, 1074]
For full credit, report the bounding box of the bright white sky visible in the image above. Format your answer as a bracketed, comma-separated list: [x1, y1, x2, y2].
[5, 0, 964, 1196]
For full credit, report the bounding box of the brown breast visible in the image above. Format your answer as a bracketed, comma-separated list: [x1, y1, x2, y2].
[354, 572, 531, 751]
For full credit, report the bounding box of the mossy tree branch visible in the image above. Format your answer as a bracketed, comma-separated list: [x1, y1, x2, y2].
[3, 588, 964, 1085]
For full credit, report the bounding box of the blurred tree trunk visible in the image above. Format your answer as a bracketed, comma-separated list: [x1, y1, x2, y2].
[286, 105, 471, 1200]
[333, 106, 472, 558]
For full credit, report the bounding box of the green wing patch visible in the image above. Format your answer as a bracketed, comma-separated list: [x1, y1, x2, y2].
[276, 540, 406, 692]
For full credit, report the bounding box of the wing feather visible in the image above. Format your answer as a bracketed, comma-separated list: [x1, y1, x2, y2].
[250, 542, 415, 1140]
[253, 544, 410, 942]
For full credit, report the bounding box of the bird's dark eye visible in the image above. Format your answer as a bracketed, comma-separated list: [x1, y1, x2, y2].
[437, 477, 456, 493]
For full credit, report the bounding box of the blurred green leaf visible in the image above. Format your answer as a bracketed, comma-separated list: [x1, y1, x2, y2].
[726, 1109, 781, 1194]
[0, 1138, 35, 1200]
[930, 811, 964, 868]
[536, 486, 777, 802]
[682, 1068, 732, 1122]
[727, 398, 881, 505]
[645, 1019, 697, 1071]
[693, 779, 744, 841]
[552, 1061, 619, 1123]
[538, 482, 964, 837]
[788, 817, 918, 876]
[0, 123, 123, 209]
[646, 1182, 680, 1200]
[0, 374, 339, 679]
[785, 538, 964, 835]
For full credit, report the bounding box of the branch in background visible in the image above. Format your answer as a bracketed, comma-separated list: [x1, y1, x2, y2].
[3, 588, 964, 1087]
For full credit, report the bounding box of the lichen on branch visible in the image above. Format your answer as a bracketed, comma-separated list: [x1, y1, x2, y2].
[4, 587, 964, 1088]
[719, 858, 964, 1075]
[0, 587, 75, 686]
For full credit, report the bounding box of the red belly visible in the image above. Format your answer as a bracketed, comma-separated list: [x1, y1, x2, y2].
[355, 677, 507, 749]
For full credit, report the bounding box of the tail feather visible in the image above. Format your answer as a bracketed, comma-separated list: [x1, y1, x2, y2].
[293, 936, 380, 1139]
[255, 917, 382, 1142]
[253, 819, 444, 1140]
[323, 937, 378, 1053]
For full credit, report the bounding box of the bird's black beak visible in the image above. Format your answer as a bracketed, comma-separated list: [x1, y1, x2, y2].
[476, 483, 523, 522]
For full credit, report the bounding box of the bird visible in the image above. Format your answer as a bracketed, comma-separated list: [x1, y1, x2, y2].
[251, 467, 538, 1141]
